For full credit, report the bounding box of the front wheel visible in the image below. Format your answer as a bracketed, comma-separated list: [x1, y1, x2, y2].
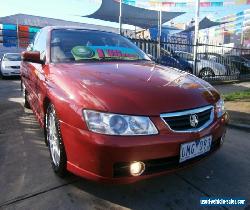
[46, 104, 67, 177]
[21, 81, 31, 109]
[199, 68, 215, 79]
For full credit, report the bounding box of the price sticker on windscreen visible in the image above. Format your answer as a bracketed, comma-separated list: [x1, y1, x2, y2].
[71, 46, 139, 60]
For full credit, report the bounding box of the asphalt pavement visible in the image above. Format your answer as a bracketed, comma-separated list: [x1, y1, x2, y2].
[0, 79, 249, 210]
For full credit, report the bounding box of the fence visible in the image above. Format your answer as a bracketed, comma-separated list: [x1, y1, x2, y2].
[130, 38, 250, 82]
[1, 25, 250, 83]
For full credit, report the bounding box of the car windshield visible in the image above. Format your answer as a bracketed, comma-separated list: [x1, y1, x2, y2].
[50, 29, 150, 63]
[3, 54, 21, 61]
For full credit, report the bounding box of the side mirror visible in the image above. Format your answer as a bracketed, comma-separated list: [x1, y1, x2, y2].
[22, 51, 44, 64]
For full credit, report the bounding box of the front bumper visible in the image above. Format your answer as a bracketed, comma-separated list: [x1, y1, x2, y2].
[1, 68, 20, 76]
[60, 113, 228, 184]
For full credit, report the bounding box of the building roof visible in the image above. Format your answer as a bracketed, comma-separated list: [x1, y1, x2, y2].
[0, 13, 119, 33]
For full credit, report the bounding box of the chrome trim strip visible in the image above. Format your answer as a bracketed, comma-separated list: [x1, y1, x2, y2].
[160, 105, 214, 133]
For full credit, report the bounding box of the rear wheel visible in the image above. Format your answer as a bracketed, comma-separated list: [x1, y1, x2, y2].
[46, 104, 67, 177]
[199, 68, 215, 79]
[21, 81, 31, 109]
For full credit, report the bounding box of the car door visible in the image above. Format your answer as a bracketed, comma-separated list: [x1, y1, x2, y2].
[30, 29, 48, 122]
[22, 31, 40, 111]
[22, 29, 47, 123]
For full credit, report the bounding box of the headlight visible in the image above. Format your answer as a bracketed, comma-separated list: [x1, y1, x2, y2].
[216, 99, 225, 118]
[83, 110, 158, 136]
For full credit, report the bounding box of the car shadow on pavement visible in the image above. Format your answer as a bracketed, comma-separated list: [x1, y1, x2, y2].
[227, 109, 250, 126]
[71, 172, 204, 210]
[0, 76, 21, 81]
[0, 95, 77, 207]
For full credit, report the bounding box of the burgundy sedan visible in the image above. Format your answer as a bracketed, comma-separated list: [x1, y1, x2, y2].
[20, 26, 228, 184]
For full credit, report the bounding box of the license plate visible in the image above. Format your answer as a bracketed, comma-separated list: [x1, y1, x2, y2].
[180, 135, 212, 163]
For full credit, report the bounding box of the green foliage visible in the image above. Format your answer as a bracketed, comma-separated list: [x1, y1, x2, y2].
[223, 90, 250, 101]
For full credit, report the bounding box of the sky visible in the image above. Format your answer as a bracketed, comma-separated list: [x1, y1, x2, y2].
[0, 0, 249, 29]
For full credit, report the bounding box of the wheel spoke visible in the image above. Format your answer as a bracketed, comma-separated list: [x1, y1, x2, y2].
[47, 111, 61, 167]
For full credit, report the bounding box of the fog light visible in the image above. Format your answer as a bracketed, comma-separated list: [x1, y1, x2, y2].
[130, 161, 145, 176]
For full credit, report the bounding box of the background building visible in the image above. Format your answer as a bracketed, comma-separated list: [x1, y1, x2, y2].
[202, 8, 250, 47]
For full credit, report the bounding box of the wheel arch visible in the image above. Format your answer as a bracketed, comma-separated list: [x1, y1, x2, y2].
[43, 96, 51, 116]
[43, 96, 51, 145]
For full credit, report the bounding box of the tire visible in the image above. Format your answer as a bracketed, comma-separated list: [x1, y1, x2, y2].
[199, 68, 215, 79]
[45, 104, 67, 177]
[185, 67, 193, 74]
[0, 70, 5, 79]
[21, 81, 31, 109]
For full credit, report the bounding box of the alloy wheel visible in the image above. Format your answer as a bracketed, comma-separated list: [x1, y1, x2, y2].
[47, 109, 61, 167]
[199, 68, 214, 79]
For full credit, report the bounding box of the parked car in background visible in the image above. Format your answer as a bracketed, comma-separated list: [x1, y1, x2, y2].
[197, 53, 240, 77]
[175, 51, 229, 78]
[0, 53, 21, 78]
[21, 26, 228, 184]
[159, 49, 193, 73]
[224, 55, 250, 75]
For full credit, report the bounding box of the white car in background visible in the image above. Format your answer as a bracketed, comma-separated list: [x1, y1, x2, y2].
[175, 51, 229, 78]
[0, 53, 21, 78]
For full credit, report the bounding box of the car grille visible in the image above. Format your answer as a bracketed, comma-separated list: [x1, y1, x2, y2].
[10, 66, 20, 69]
[160, 105, 214, 132]
[113, 137, 221, 178]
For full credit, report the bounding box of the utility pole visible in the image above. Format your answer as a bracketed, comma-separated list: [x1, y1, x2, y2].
[17, 19, 19, 48]
[157, 7, 162, 60]
[193, 0, 201, 76]
[119, 0, 122, 35]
